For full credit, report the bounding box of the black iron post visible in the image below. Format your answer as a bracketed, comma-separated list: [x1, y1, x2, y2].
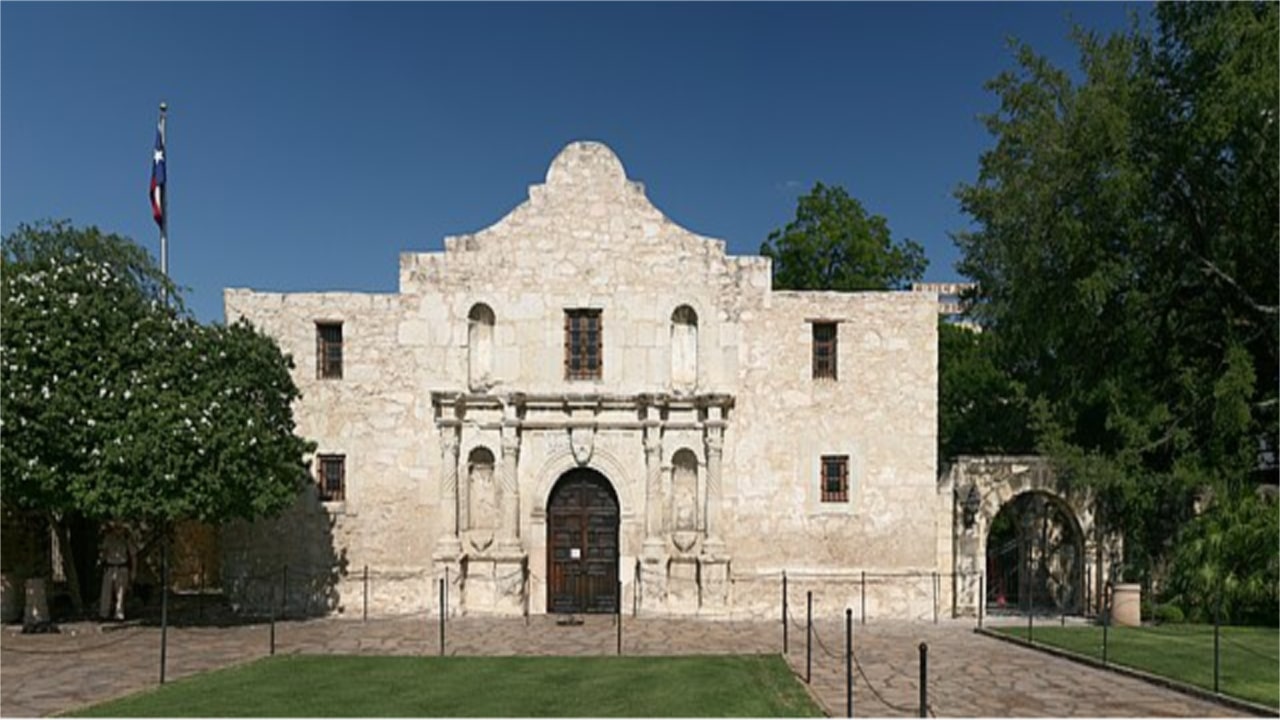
[977, 568, 988, 625]
[978, 571, 985, 629]
[782, 571, 789, 654]
[861, 571, 867, 625]
[159, 535, 169, 684]
[197, 559, 204, 622]
[806, 591, 812, 685]
[1214, 596, 1221, 694]
[1028, 601, 1034, 644]
[617, 580, 623, 655]
[363, 565, 369, 622]
[932, 571, 938, 624]
[269, 608, 276, 656]
[846, 608, 853, 718]
[439, 577, 446, 656]
[1102, 595, 1109, 665]
[918, 642, 928, 718]
[281, 564, 289, 621]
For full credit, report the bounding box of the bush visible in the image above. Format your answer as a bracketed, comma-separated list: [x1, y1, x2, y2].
[1166, 491, 1280, 627]
[1152, 603, 1185, 624]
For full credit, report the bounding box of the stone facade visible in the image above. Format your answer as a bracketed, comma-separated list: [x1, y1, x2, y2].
[222, 142, 946, 619]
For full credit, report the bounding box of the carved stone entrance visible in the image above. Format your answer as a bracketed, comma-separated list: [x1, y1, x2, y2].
[547, 469, 619, 614]
[945, 456, 1121, 618]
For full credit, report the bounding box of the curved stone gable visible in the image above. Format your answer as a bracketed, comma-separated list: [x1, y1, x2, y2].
[399, 141, 764, 297]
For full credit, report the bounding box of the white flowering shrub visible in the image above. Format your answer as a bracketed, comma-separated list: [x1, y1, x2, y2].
[1, 221, 314, 538]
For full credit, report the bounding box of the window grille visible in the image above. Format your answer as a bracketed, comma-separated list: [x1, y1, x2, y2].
[564, 310, 602, 380]
[821, 455, 848, 502]
[316, 322, 344, 379]
[812, 322, 837, 380]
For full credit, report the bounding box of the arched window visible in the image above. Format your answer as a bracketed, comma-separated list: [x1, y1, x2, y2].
[672, 448, 699, 531]
[670, 305, 698, 392]
[468, 303, 495, 390]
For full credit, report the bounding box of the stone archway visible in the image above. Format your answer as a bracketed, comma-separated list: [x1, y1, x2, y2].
[945, 456, 1120, 618]
[985, 490, 1085, 614]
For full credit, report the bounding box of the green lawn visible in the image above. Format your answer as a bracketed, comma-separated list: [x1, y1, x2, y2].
[995, 624, 1279, 709]
[70, 654, 822, 717]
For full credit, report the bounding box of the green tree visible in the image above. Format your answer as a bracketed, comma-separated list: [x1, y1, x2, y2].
[954, 2, 1278, 604]
[762, 182, 927, 291]
[1, 220, 314, 611]
[937, 320, 1034, 460]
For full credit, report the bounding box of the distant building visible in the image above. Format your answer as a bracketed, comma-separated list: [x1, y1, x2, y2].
[911, 282, 980, 331]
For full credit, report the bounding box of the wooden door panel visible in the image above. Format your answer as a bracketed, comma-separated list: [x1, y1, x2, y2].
[547, 470, 618, 614]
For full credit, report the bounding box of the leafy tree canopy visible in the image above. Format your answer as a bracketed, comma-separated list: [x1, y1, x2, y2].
[954, 2, 1278, 592]
[1, 220, 314, 529]
[762, 182, 927, 291]
[938, 320, 1034, 460]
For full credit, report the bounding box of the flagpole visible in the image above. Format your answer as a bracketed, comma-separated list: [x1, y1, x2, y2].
[158, 101, 168, 283]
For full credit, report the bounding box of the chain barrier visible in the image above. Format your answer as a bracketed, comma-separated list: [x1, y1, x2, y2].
[785, 592, 940, 717]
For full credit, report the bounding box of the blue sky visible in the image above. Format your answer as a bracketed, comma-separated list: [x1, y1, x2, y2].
[2, 2, 1145, 323]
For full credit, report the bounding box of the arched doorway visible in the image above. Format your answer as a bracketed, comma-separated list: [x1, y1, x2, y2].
[986, 491, 1084, 615]
[547, 468, 619, 613]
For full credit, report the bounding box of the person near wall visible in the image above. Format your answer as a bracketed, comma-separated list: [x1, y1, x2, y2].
[98, 521, 135, 621]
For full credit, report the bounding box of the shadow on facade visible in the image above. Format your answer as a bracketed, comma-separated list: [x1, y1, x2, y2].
[213, 486, 348, 624]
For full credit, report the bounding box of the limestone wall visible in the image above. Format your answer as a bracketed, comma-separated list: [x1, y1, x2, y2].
[221, 141, 946, 619]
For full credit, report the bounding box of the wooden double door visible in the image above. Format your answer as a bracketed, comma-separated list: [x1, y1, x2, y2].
[547, 469, 619, 614]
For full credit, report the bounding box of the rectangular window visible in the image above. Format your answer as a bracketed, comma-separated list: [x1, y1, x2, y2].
[317, 454, 346, 502]
[564, 309, 602, 380]
[812, 322, 837, 380]
[316, 322, 343, 379]
[821, 455, 849, 502]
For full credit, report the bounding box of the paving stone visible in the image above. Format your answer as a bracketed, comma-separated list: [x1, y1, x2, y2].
[0, 617, 1252, 717]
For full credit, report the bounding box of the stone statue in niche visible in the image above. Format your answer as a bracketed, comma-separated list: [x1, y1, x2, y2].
[466, 447, 497, 552]
[468, 304, 495, 392]
[670, 305, 698, 393]
[671, 448, 699, 552]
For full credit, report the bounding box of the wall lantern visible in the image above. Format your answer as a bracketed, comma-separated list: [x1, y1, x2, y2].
[961, 485, 981, 530]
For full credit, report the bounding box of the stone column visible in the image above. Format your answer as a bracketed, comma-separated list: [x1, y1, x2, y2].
[499, 428, 521, 551]
[702, 423, 726, 556]
[436, 424, 462, 557]
[643, 424, 664, 551]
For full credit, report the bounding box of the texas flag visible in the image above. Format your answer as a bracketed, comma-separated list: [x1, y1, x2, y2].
[149, 119, 166, 228]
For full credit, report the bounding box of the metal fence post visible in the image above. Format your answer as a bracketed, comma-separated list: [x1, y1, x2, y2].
[1214, 596, 1221, 694]
[978, 571, 985, 629]
[806, 590, 812, 685]
[782, 571, 789, 654]
[269, 609, 276, 656]
[1027, 602, 1034, 644]
[932, 571, 938, 624]
[281, 564, 289, 621]
[617, 580, 623, 655]
[846, 608, 853, 718]
[919, 642, 929, 717]
[439, 577, 446, 656]
[1102, 598, 1109, 664]
[861, 571, 867, 625]
[363, 565, 369, 622]
[159, 535, 169, 684]
[197, 559, 204, 622]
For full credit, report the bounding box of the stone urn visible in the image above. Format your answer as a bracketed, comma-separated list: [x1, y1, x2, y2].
[1111, 583, 1141, 627]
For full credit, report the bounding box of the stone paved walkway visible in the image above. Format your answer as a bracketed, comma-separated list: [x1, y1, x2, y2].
[0, 614, 1252, 717]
